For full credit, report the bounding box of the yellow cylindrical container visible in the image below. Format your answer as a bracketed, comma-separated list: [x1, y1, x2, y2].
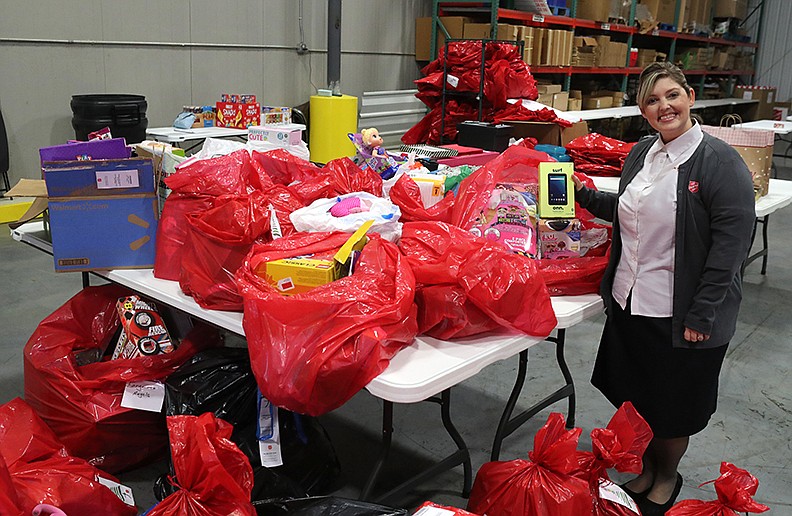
[309, 94, 358, 164]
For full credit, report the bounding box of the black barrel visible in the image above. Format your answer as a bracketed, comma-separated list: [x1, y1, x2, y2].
[71, 94, 148, 143]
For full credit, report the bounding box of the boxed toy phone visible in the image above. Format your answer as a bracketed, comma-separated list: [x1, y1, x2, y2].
[537, 218, 581, 259]
[111, 295, 176, 359]
[470, 183, 538, 257]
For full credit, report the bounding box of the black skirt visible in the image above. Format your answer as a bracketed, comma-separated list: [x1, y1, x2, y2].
[591, 296, 729, 438]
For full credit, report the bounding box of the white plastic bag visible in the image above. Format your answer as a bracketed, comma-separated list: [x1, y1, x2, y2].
[289, 192, 402, 242]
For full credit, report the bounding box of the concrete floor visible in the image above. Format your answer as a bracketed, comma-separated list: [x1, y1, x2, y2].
[1, 165, 791, 514]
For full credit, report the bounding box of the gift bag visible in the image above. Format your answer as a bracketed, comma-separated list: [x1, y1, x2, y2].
[235, 232, 418, 416]
[667, 462, 769, 515]
[701, 115, 774, 198]
[0, 398, 136, 516]
[23, 285, 222, 473]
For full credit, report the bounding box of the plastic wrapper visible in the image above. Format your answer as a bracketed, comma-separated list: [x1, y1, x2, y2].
[23, 284, 222, 473]
[146, 414, 256, 516]
[236, 232, 418, 416]
[251, 148, 324, 189]
[155, 149, 256, 280]
[667, 462, 769, 515]
[388, 174, 455, 223]
[467, 412, 593, 516]
[289, 192, 402, 242]
[0, 398, 136, 516]
[164, 347, 341, 494]
[570, 402, 654, 515]
[253, 496, 407, 516]
[413, 501, 480, 515]
[400, 222, 556, 339]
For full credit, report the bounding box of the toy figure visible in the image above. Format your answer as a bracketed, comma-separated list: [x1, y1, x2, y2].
[361, 128, 387, 157]
[347, 127, 403, 180]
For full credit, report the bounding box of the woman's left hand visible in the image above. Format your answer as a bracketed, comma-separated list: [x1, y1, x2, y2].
[684, 326, 710, 343]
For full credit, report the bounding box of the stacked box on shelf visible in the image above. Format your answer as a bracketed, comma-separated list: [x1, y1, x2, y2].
[714, 0, 747, 19]
[567, 90, 583, 111]
[641, 0, 688, 31]
[538, 29, 573, 66]
[522, 26, 535, 64]
[575, 0, 611, 22]
[572, 37, 598, 67]
[415, 16, 470, 60]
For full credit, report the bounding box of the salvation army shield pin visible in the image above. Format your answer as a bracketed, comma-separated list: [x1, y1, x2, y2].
[688, 181, 699, 193]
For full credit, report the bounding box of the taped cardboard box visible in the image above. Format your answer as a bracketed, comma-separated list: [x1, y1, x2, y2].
[415, 16, 469, 61]
[504, 120, 589, 147]
[576, 0, 611, 22]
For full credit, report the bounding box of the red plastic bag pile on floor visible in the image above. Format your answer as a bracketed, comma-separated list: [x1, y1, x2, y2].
[403, 40, 541, 145]
[565, 132, 636, 176]
[0, 398, 136, 516]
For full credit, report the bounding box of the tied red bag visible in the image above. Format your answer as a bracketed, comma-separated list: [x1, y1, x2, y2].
[235, 232, 418, 416]
[667, 462, 769, 516]
[179, 189, 300, 312]
[467, 412, 593, 516]
[400, 221, 557, 339]
[0, 398, 136, 516]
[23, 284, 222, 473]
[571, 402, 654, 515]
[147, 414, 256, 516]
[155, 149, 256, 280]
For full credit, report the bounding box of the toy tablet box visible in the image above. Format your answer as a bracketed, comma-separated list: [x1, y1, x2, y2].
[42, 157, 158, 272]
[470, 183, 538, 257]
[248, 123, 306, 146]
[537, 218, 581, 259]
[538, 161, 575, 219]
[112, 295, 176, 359]
[258, 221, 373, 296]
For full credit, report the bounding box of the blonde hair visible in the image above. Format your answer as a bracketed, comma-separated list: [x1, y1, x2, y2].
[361, 127, 379, 146]
[637, 62, 691, 108]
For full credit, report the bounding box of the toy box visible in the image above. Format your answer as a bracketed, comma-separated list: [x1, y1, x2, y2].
[261, 106, 292, 125]
[215, 102, 244, 128]
[258, 221, 373, 296]
[470, 183, 538, 257]
[407, 171, 446, 208]
[537, 218, 581, 259]
[538, 161, 576, 219]
[112, 295, 176, 359]
[42, 158, 158, 272]
[248, 123, 305, 146]
[242, 102, 261, 127]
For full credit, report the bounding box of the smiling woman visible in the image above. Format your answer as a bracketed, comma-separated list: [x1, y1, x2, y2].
[572, 62, 757, 516]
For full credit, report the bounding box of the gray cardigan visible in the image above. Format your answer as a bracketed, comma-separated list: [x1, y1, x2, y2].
[576, 132, 756, 349]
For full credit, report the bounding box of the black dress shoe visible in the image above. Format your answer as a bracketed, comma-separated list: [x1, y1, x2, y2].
[637, 473, 683, 516]
[619, 480, 651, 502]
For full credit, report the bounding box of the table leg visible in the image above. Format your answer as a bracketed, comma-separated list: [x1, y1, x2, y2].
[361, 390, 472, 503]
[82, 271, 90, 288]
[490, 329, 575, 461]
[743, 215, 770, 275]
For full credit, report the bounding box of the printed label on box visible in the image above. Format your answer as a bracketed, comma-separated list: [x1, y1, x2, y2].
[95, 169, 140, 189]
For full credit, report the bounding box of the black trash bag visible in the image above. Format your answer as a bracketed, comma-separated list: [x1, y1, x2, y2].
[253, 496, 407, 516]
[163, 347, 342, 495]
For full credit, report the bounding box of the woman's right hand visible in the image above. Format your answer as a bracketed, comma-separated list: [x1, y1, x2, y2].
[572, 174, 584, 191]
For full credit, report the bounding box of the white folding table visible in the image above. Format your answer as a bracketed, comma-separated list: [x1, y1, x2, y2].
[590, 176, 792, 275]
[11, 220, 603, 502]
[145, 126, 249, 153]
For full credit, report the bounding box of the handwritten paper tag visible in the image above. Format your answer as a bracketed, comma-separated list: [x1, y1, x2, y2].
[599, 480, 640, 514]
[121, 380, 165, 413]
[97, 476, 136, 506]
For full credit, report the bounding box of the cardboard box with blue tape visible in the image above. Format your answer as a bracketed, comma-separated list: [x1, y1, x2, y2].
[42, 158, 158, 272]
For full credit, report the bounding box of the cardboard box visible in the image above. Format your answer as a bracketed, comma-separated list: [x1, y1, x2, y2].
[42, 158, 158, 272]
[734, 86, 777, 120]
[538, 93, 555, 106]
[261, 106, 292, 125]
[642, 0, 687, 28]
[215, 102, 244, 128]
[505, 120, 589, 147]
[258, 221, 372, 296]
[687, 0, 713, 25]
[242, 102, 261, 127]
[415, 16, 468, 61]
[582, 95, 614, 109]
[532, 28, 546, 65]
[714, 0, 747, 19]
[576, 0, 612, 22]
[248, 123, 306, 146]
[553, 91, 570, 111]
[462, 23, 492, 40]
[537, 83, 563, 95]
[772, 101, 791, 122]
[568, 97, 583, 111]
[537, 218, 581, 259]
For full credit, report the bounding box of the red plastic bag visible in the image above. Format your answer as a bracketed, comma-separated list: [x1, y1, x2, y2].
[147, 414, 255, 516]
[235, 233, 418, 416]
[415, 284, 502, 339]
[179, 192, 273, 311]
[468, 412, 593, 516]
[565, 133, 636, 177]
[0, 398, 136, 516]
[400, 222, 557, 339]
[667, 463, 769, 515]
[155, 150, 256, 281]
[571, 402, 654, 515]
[388, 174, 454, 223]
[23, 285, 222, 473]
[251, 148, 323, 188]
